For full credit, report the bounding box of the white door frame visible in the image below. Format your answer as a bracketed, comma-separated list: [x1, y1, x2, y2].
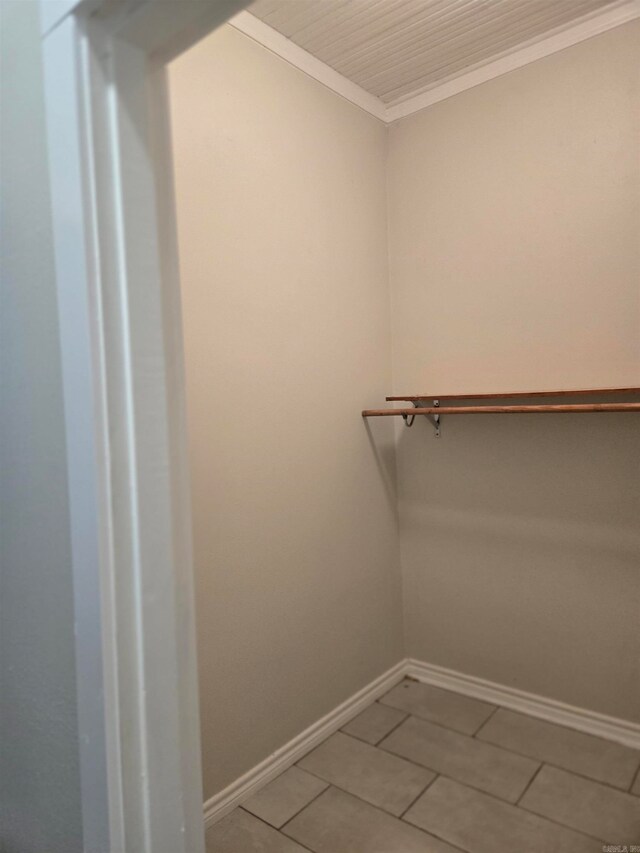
[41, 2, 247, 850]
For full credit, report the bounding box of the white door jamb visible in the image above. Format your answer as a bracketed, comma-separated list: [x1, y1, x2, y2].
[40, 2, 247, 850]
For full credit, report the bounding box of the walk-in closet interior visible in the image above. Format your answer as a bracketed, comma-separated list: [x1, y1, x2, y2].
[167, 2, 640, 849]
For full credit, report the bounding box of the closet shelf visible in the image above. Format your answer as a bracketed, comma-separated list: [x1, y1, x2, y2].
[385, 386, 640, 403]
[364, 403, 640, 415]
[362, 387, 640, 437]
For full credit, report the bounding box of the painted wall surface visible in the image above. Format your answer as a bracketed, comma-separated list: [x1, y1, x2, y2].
[169, 25, 403, 800]
[387, 22, 640, 721]
[0, 2, 83, 851]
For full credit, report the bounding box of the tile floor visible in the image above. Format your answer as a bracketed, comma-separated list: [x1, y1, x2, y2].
[206, 679, 640, 852]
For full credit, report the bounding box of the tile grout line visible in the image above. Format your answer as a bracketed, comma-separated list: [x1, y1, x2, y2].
[475, 723, 640, 794]
[306, 728, 639, 808]
[373, 711, 410, 746]
[231, 690, 639, 849]
[400, 814, 471, 853]
[278, 783, 470, 853]
[236, 807, 316, 852]
[244, 741, 610, 849]
[378, 708, 497, 742]
[513, 792, 607, 844]
[472, 703, 500, 738]
[397, 772, 439, 820]
[379, 703, 640, 796]
[290, 761, 432, 822]
[294, 750, 603, 845]
[504, 753, 638, 796]
[308, 705, 640, 809]
[394, 676, 640, 750]
[275, 780, 332, 833]
[403, 674, 640, 746]
[401, 769, 607, 846]
[399, 760, 620, 846]
[398, 769, 542, 817]
[380, 685, 640, 784]
[384, 682, 640, 757]
[338, 705, 409, 748]
[375, 712, 544, 781]
[514, 760, 544, 805]
[627, 760, 640, 794]
[290, 762, 606, 853]
[305, 726, 448, 799]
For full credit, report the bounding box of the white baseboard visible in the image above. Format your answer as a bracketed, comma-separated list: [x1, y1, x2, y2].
[203, 656, 640, 827]
[202, 660, 406, 828]
[406, 658, 640, 750]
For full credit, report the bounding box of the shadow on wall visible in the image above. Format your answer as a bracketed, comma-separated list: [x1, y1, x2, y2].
[364, 418, 400, 519]
[395, 404, 640, 722]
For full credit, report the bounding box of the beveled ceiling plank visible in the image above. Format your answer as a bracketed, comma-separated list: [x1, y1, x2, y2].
[291, 0, 395, 49]
[361, 0, 606, 96]
[245, 0, 635, 115]
[358, 0, 591, 85]
[375, 2, 608, 102]
[323, 0, 478, 68]
[253, 0, 351, 39]
[334, 0, 493, 74]
[306, 0, 427, 58]
[247, 0, 285, 16]
[345, 0, 536, 85]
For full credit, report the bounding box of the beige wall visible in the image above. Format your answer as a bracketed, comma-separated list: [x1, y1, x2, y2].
[171, 19, 639, 800]
[169, 26, 403, 800]
[387, 21, 640, 720]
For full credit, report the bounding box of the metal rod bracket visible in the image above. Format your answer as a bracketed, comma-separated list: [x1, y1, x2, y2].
[413, 399, 441, 437]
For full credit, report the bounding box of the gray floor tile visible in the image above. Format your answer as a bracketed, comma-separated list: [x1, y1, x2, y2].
[341, 702, 407, 745]
[405, 776, 601, 852]
[242, 766, 329, 828]
[632, 769, 640, 796]
[380, 680, 496, 735]
[520, 765, 640, 843]
[381, 715, 539, 803]
[476, 708, 640, 790]
[206, 808, 307, 853]
[284, 786, 461, 853]
[298, 731, 434, 816]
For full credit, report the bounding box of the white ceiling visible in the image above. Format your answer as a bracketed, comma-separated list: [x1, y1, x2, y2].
[241, 0, 639, 119]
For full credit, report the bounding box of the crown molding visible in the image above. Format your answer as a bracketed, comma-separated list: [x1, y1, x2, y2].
[228, 11, 387, 122]
[229, 1, 640, 126]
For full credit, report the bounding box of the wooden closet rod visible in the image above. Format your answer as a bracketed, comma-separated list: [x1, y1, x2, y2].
[386, 386, 640, 402]
[363, 403, 640, 417]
